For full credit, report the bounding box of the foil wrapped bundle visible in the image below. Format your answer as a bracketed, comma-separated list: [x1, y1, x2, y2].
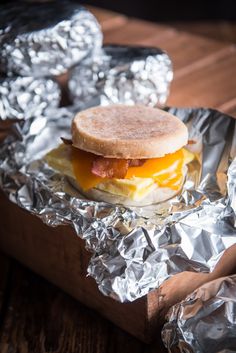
[69, 45, 173, 107]
[0, 107, 236, 304]
[162, 275, 236, 353]
[0, 1, 102, 77]
[0, 76, 61, 120]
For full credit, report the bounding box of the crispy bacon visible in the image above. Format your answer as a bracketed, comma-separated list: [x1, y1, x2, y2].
[92, 157, 146, 178]
[188, 139, 196, 145]
[92, 157, 129, 178]
[61, 137, 146, 178]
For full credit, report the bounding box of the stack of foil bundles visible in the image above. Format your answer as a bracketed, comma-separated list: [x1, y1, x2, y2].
[0, 0, 102, 120]
[0, 1, 173, 121]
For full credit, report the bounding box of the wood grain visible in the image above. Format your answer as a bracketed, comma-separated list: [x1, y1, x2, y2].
[103, 20, 227, 74]
[167, 46, 236, 109]
[87, 6, 127, 31]
[140, 32, 228, 75]
[0, 262, 149, 353]
[0, 254, 10, 323]
[103, 19, 172, 45]
[91, 6, 236, 118]
[0, 192, 163, 343]
[168, 21, 236, 44]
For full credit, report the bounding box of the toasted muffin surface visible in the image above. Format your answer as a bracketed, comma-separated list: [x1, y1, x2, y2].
[72, 105, 188, 159]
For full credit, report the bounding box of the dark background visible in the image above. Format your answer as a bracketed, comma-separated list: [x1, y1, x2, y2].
[81, 0, 236, 21]
[2, 0, 236, 21]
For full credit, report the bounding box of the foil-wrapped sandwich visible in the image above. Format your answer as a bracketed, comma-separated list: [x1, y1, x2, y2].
[69, 45, 173, 107]
[0, 76, 61, 120]
[0, 0, 102, 77]
[162, 275, 236, 353]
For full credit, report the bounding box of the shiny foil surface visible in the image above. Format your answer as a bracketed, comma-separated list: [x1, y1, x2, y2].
[0, 107, 236, 304]
[0, 1, 102, 77]
[0, 76, 61, 120]
[162, 275, 236, 352]
[69, 45, 173, 107]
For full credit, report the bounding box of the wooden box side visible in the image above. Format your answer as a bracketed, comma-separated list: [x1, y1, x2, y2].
[0, 192, 162, 342]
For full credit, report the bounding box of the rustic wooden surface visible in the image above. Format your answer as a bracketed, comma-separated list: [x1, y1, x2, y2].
[1, 6, 236, 352]
[0, 191, 165, 343]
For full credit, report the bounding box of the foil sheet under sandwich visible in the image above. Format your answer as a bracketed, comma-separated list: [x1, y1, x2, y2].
[0, 106, 236, 304]
[162, 275, 236, 352]
[0, 1, 102, 77]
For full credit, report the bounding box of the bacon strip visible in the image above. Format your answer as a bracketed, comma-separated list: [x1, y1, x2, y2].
[188, 139, 196, 145]
[91, 157, 146, 178]
[61, 137, 147, 178]
[92, 157, 129, 178]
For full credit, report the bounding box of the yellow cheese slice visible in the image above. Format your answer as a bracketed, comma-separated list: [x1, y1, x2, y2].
[45, 144, 194, 198]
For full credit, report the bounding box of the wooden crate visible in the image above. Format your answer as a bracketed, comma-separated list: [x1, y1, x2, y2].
[1, 188, 235, 342]
[0, 192, 161, 343]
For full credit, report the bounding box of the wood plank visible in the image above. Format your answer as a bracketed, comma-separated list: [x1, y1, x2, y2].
[87, 6, 127, 31]
[218, 100, 236, 118]
[0, 192, 161, 343]
[103, 19, 173, 45]
[0, 262, 149, 353]
[169, 21, 236, 44]
[0, 193, 219, 345]
[0, 262, 167, 352]
[103, 21, 228, 75]
[81, 7, 236, 117]
[167, 46, 236, 115]
[0, 254, 10, 320]
[139, 31, 228, 74]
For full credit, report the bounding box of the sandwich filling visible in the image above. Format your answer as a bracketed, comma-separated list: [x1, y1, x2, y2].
[46, 144, 194, 201]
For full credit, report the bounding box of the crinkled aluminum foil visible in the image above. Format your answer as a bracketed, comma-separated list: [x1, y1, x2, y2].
[0, 76, 60, 120]
[0, 106, 236, 304]
[69, 45, 173, 107]
[0, 1, 102, 77]
[162, 275, 236, 352]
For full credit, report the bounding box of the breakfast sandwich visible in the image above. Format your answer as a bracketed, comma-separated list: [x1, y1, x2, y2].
[45, 104, 193, 206]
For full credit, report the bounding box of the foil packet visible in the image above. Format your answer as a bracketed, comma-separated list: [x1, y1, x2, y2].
[69, 45, 173, 107]
[0, 76, 61, 120]
[0, 1, 102, 77]
[0, 106, 236, 303]
[162, 275, 236, 353]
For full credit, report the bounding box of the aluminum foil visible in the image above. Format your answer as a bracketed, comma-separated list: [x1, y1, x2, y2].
[0, 1, 102, 77]
[162, 275, 236, 352]
[69, 45, 173, 107]
[0, 76, 61, 120]
[0, 107, 236, 303]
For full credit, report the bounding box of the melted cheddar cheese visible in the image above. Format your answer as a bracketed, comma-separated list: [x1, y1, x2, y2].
[71, 148, 104, 190]
[45, 144, 194, 201]
[71, 147, 185, 190]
